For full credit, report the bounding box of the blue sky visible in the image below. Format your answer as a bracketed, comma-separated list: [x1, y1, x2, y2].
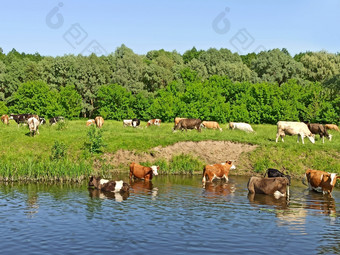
[1, 0, 339, 56]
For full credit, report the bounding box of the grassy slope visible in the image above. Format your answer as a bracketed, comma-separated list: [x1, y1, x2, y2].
[1, 120, 339, 178]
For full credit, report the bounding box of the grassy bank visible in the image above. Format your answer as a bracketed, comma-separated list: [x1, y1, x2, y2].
[0, 120, 339, 181]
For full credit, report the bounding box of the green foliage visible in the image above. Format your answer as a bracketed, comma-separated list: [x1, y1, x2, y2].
[0, 101, 8, 115]
[51, 141, 68, 160]
[84, 125, 106, 154]
[56, 120, 68, 131]
[58, 85, 82, 118]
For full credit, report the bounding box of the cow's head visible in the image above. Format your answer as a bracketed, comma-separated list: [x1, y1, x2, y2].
[307, 135, 315, 144]
[229, 122, 234, 129]
[327, 134, 332, 141]
[151, 166, 159, 176]
[226, 161, 236, 170]
[89, 176, 100, 188]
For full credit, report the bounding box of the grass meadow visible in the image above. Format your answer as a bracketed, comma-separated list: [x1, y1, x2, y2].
[0, 119, 339, 181]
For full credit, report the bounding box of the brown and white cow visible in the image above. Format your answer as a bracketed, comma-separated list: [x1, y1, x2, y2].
[202, 161, 236, 183]
[129, 162, 159, 181]
[146, 119, 161, 127]
[27, 117, 40, 136]
[276, 121, 315, 144]
[88, 176, 130, 193]
[95, 116, 104, 128]
[1, 114, 9, 125]
[325, 124, 339, 132]
[202, 121, 222, 131]
[307, 123, 332, 143]
[304, 169, 339, 196]
[247, 177, 290, 198]
[86, 119, 95, 126]
[173, 118, 202, 132]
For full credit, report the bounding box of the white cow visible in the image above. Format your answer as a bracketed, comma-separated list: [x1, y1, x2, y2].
[229, 122, 254, 132]
[276, 121, 315, 144]
[123, 119, 133, 127]
[27, 117, 40, 136]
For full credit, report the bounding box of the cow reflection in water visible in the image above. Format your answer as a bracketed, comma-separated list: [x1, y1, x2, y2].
[248, 193, 289, 210]
[129, 180, 158, 200]
[88, 188, 129, 202]
[305, 191, 336, 217]
[203, 181, 236, 198]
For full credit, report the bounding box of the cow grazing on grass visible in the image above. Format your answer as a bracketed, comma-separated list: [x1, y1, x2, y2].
[88, 176, 130, 193]
[129, 162, 159, 181]
[1, 114, 9, 125]
[202, 121, 222, 131]
[307, 123, 332, 143]
[325, 124, 339, 132]
[304, 169, 339, 196]
[132, 118, 140, 128]
[264, 168, 291, 185]
[202, 161, 236, 183]
[39, 117, 46, 125]
[10, 114, 39, 127]
[247, 177, 290, 198]
[27, 117, 40, 136]
[173, 118, 202, 132]
[86, 119, 95, 126]
[229, 122, 254, 132]
[123, 119, 132, 127]
[49, 116, 64, 125]
[95, 116, 104, 128]
[146, 119, 161, 127]
[276, 121, 315, 144]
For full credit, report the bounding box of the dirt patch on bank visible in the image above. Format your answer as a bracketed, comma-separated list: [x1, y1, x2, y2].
[98, 141, 257, 173]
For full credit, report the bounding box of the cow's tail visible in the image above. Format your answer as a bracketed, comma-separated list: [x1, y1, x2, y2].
[202, 166, 206, 183]
[302, 173, 308, 186]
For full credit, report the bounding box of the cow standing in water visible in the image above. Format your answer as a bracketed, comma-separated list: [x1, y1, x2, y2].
[95, 116, 104, 128]
[247, 177, 290, 198]
[129, 162, 159, 181]
[202, 161, 236, 183]
[304, 169, 339, 196]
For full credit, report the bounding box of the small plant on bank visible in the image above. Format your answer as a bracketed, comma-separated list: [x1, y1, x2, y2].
[84, 125, 106, 154]
[51, 140, 68, 160]
[56, 120, 68, 131]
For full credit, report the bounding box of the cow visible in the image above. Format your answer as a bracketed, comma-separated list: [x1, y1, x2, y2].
[132, 118, 140, 128]
[174, 117, 186, 127]
[276, 121, 315, 144]
[247, 177, 290, 198]
[1, 114, 9, 125]
[146, 119, 161, 127]
[27, 117, 40, 136]
[325, 124, 339, 132]
[307, 123, 332, 143]
[39, 117, 46, 125]
[304, 169, 339, 196]
[202, 161, 236, 183]
[10, 114, 38, 127]
[88, 176, 130, 193]
[173, 118, 202, 132]
[95, 116, 104, 128]
[202, 121, 222, 131]
[86, 119, 95, 126]
[123, 119, 133, 127]
[129, 162, 159, 181]
[229, 122, 254, 132]
[49, 116, 64, 125]
[263, 168, 291, 186]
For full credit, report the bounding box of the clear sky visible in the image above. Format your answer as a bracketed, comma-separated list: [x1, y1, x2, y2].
[1, 0, 339, 56]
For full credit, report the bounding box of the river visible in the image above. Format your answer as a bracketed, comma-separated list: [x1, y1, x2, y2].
[0, 175, 339, 255]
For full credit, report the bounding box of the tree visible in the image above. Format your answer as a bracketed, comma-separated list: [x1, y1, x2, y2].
[58, 85, 82, 118]
[251, 49, 305, 85]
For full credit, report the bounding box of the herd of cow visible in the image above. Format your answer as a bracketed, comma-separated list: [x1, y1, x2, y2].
[89, 160, 340, 201]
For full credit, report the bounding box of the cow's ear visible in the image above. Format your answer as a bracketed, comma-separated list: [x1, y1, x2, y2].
[227, 161, 232, 164]
[157, 166, 160, 170]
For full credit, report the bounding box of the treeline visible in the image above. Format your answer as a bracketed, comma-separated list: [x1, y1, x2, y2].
[0, 46, 339, 124]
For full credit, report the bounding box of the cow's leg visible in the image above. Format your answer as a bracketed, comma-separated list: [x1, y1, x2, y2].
[275, 133, 279, 142]
[222, 175, 229, 182]
[322, 135, 324, 144]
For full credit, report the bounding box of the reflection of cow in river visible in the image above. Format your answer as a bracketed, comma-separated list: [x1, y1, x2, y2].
[88, 188, 129, 202]
[203, 181, 236, 198]
[248, 193, 289, 210]
[129, 180, 158, 199]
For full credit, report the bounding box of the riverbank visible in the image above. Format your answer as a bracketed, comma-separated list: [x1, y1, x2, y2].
[0, 120, 339, 182]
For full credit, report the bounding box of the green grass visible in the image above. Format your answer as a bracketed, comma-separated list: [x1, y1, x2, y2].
[0, 120, 339, 181]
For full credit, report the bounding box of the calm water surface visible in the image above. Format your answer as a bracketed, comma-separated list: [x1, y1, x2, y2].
[0, 175, 339, 255]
